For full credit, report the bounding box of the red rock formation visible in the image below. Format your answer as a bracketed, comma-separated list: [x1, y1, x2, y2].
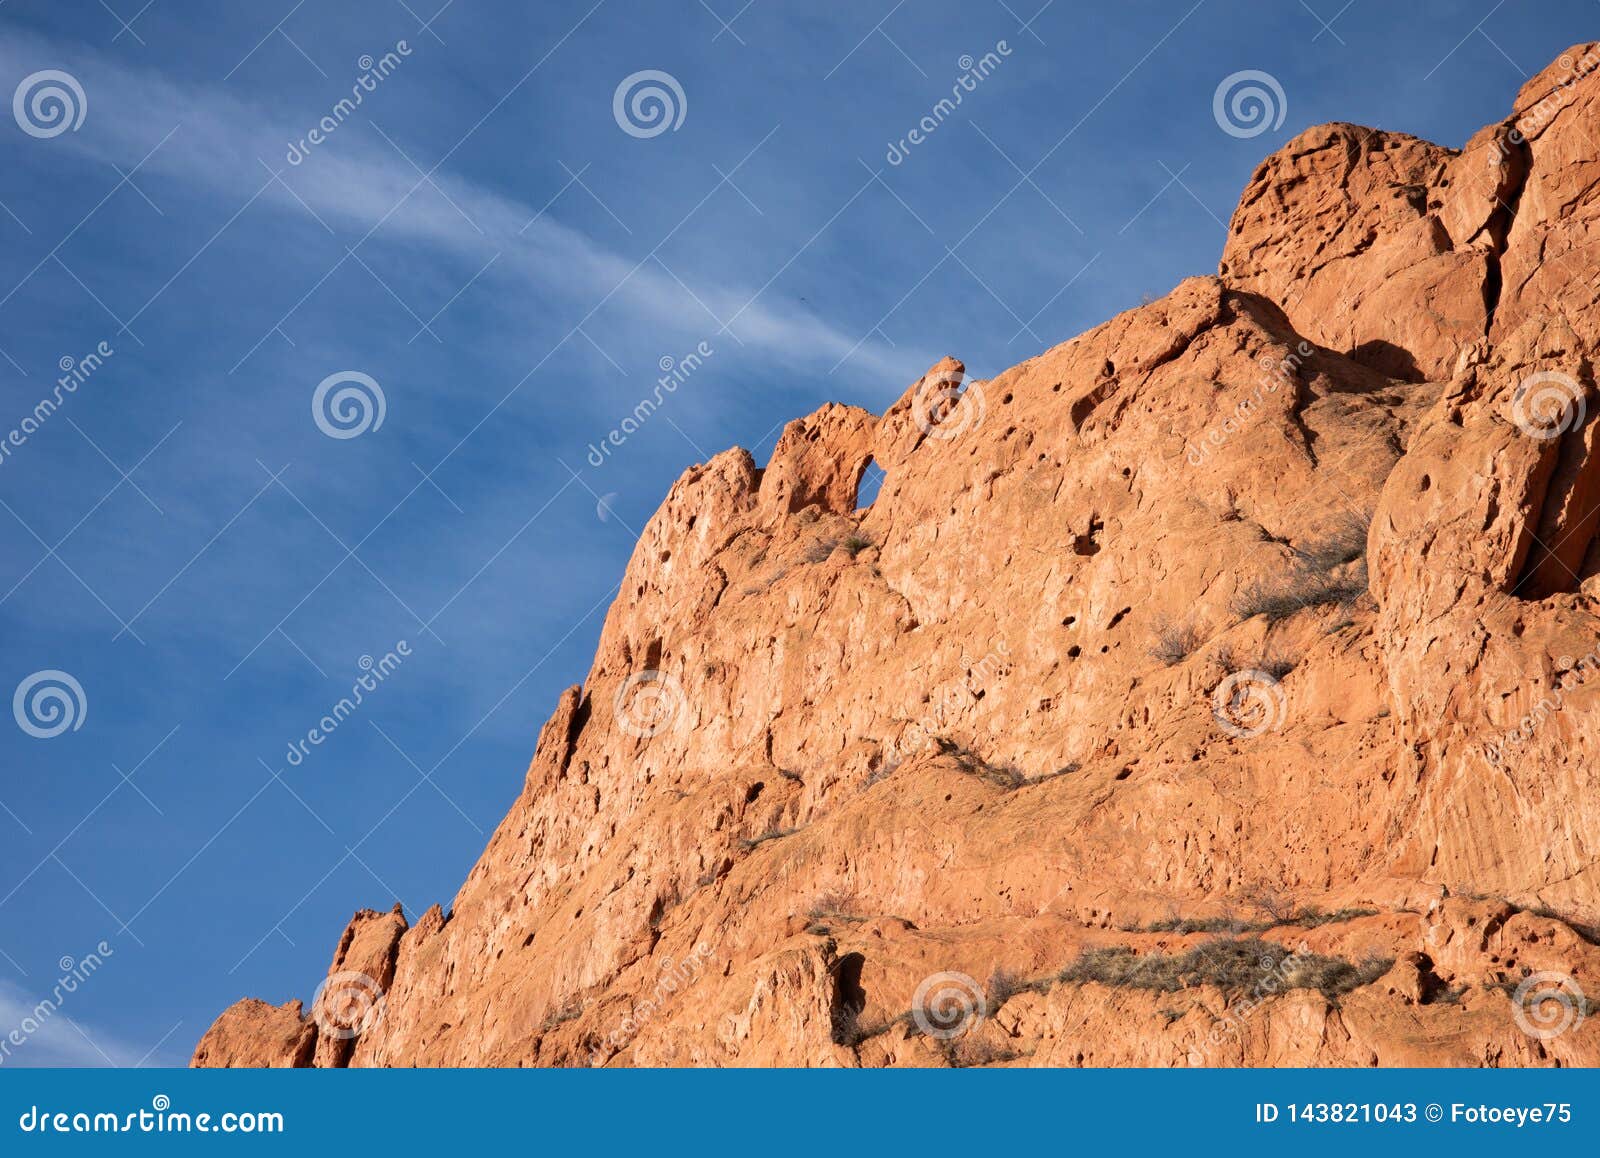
[197, 46, 1600, 1068]
[190, 999, 314, 1068]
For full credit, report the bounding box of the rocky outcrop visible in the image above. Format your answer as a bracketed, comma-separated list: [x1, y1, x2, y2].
[1221, 121, 1495, 382]
[198, 906, 404, 1068]
[1495, 46, 1600, 351]
[197, 45, 1600, 1068]
[190, 999, 314, 1068]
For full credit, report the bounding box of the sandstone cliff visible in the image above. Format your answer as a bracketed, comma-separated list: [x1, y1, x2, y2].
[196, 46, 1600, 1068]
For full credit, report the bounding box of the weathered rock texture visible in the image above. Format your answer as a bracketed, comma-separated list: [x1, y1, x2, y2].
[196, 47, 1600, 1068]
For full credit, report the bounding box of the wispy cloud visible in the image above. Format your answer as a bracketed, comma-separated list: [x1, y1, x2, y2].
[0, 31, 908, 384]
[0, 980, 172, 1068]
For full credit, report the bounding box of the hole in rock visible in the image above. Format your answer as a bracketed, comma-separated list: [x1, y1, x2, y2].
[855, 456, 884, 510]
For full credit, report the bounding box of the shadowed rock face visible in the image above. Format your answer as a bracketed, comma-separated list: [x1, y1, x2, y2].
[196, 46, 1600, 1069]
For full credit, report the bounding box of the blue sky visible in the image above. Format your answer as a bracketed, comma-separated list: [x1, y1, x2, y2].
[0, 0, 1592, 1067]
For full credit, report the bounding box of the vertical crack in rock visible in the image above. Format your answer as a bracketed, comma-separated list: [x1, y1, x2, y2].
[1479, 131, 1531, 333]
